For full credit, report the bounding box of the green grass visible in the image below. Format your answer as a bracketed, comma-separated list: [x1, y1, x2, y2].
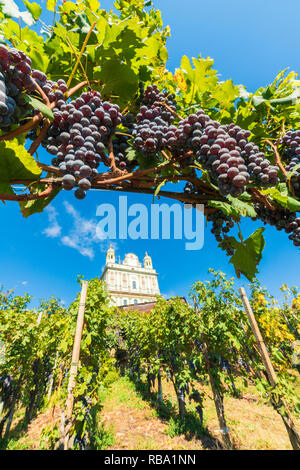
[91, 423, 115, 450]
[103, 376, 150, 411]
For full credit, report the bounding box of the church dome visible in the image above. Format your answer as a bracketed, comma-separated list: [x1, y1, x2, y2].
[123, 253, 141, 267]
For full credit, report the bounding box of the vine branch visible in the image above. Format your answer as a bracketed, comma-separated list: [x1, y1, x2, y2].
[0, 184, 53, 202]
[157, 101, 184, 121]
[265, 139, 287, 177]
[67, 21, 96, 88]
[29, 119, 50, 156]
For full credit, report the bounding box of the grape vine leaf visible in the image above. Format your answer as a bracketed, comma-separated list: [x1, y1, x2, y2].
[46, 0, 57, 11]
[23, 1, 42, 21]
[227, 195, 257, 218]
[229, 228, 265, 281]
[23, 95, 54, 121]
[208, 200, 238, 217]
[94, 60, 138, 103]
[19, 184, 61, 218]
[261, 186, 300, 212]
[125, 147, 139, 162]
[0, 182, 14, 197]
[0, 140, 41, 188]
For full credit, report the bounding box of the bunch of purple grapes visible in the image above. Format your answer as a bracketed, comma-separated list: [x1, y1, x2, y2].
[184, 181, 235, 251]
[134, 85, 177, 154]
[112, 133, 138, 171]
[206, 210, 235, 254]
[280, 130, 300, 195]
[132, 85, 281, 199]
[254, 204, 300, 247]
[41, 90, 122, 199]
[174, 110, 250, 197]
[139, 85, 176, 122]
[111, 113, 138, 171]
[0, 45, 36, 130]
[225, 124, 280, 186]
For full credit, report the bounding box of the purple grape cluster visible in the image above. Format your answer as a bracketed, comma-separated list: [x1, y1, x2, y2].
[184, 182, 235, 252]
[280, 130, 300, 195]
[225, 124, 280, 186]
[112, 134, 130, 170]
[41, 90, 122, 199]
[110, 113, 138, 171]
[0, 45, 35, 90]
[137, 84, 176, 124]
[132, 85, 281, 199]
[36, 73, 68, 102]
[206, 210, 235, 254]
[174, 111, 250, 197]
[254, 205, 300, 247]
[0, 45, 35, 130]
[134, 85, 177, 154]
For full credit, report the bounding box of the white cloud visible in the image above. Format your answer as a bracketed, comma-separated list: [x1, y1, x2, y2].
[61, 201, 101, 259]
[43, 206, 62, 238]
[21, 281, 28, 286]
[42, 202, 116, 260]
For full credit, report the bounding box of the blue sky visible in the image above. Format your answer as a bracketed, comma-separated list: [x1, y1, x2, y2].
[1, 0, 299, 307]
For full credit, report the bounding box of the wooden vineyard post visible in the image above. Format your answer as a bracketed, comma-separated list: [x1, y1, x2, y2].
[65, 280, 88, 418]
[239, 287, 300, 450]
[58, 280, 88, 450]
[239, 288, 277, 386]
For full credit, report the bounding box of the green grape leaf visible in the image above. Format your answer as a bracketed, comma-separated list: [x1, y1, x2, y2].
[23, 1, 42, 21]
[252, 95, 267, 108]
[19, 184, 61, 218]
[261, 186, 300, 212]
[94, 60, 138, 102]
[29, 48, 50, 73]
[286, 196, 300, 212]
[270, 89, 300, 106]
[46, 0, 57, 11]
[0, 182, 14, 197]
[125, 147, 139, 162]
[71, 13, 91, 34]
[0, 140, 41, 184]
[229, 228, 265, 281]
[239, 192, 252, 201]
[277, 182, 289, 196]
[23, 95, 54, 121]
[227, 195, 257, 218]
[207, 200, 238, 217]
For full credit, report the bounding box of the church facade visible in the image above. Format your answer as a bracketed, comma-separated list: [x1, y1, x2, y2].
[100, 247, 160, 306]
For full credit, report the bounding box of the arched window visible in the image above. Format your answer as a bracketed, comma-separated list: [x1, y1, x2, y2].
[123, 299, 127, 306]
[132, 280, 137, 289]
[134, 299, 138, 304]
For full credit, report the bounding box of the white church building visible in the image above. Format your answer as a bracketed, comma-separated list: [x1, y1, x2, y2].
[100, 246, 160, 307]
